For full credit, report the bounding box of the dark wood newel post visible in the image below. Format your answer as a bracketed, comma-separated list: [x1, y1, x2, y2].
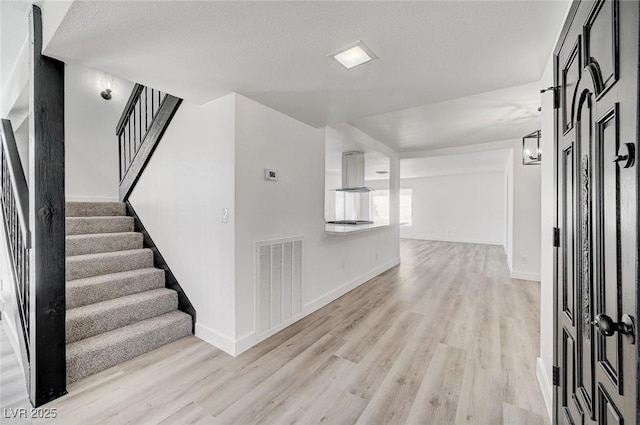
[29, 5, 67, 406]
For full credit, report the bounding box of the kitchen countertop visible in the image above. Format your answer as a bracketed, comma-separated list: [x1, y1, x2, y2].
[325, 221, 402, 235]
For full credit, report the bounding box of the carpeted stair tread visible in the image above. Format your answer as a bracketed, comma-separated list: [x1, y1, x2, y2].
[66, 288, 178, 343]
[66, 216, 134, 236]
[66, 232, 143, 256]
[66, 249, 154, 281]
[67, 268, 165, 309]
[66, 202, 126, 217]
[66, 311, 192, 383]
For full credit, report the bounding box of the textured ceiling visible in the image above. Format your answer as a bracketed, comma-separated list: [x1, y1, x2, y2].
[351, 82, 542, 152]
[45, 0, 568, 135]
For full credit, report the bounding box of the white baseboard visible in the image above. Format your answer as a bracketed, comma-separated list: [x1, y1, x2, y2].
[194, 323, 236, 356]
[399, 236, 503, 246]
[234, 331, 257, 355]
[511, 270, 541, 281]
[304, 257, 401, 315]
[537, 357, 553, 422]
[66, 195, 119, 203]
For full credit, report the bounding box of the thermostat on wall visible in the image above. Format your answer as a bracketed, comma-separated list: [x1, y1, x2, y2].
[264, 168, 278, 181]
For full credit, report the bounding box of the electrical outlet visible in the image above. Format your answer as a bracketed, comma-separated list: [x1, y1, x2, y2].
[521, 255, 528, 265]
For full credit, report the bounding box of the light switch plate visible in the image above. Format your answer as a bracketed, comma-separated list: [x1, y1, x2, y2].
[264, 168, 278, 181]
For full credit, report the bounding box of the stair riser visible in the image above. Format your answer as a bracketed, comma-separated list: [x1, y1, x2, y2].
[66, 314, 192, 383]
[66, 202, 126, 217]
[66, 233, 143, 256]
[66, 250, 153, 281]
[67, 269, 165, 309]
[67, 291, 178, 343]
[66, 217, 134, 236]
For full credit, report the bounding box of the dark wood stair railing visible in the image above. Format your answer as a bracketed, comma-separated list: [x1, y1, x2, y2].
[0, 5, 67, 407]
[0, 119, 31, 376]
[116, 84, 182, 201]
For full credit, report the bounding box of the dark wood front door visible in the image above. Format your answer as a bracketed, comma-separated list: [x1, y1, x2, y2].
[554, 1, 639, 424]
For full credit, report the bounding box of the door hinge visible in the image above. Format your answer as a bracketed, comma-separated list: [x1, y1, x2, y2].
[553, 227, 560, 247]
[540, 85, 560, 109]
[552, 366, 560, 386]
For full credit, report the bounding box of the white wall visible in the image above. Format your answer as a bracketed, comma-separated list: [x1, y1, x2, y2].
[399, 172, 505, 245]
[234, 95, 400, 352]
[65, 63, 134, 201]
[128, 94, 237, 348]
[510, 140, 542, 281]
[537, 54, 555, 420]
[0, 1, 30, 121]
[504, 151, 513, 265]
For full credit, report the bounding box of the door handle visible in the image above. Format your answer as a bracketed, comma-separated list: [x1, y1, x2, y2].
[612, 143, 635, 168]
[592, 314, 635, 344]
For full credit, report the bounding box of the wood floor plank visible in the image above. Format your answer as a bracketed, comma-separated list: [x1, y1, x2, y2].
[343, 311, 424, 401]
[213, 335, 346, 424]
[503, 401, 550, 425]
[0, 240, 549, 425]
[353, 316, 442, 425]
[404, 342, 467, 425]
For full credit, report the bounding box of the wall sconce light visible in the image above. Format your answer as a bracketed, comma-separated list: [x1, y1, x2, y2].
[522, 130, 542, 165]
[101, 88, 112, 100]
[99, 73, 116, 100]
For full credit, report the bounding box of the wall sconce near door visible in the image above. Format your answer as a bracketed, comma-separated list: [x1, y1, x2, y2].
[522, 130, 542, 165]
[99, 73, 116, 100]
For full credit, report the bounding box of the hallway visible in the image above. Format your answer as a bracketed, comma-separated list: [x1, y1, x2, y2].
[11, 240, 547, 424]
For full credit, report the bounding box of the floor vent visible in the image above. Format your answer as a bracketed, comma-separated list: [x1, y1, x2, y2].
[255, 236, 303, 337]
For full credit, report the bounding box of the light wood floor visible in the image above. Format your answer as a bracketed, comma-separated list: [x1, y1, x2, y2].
[0, 324, 32, 425]
[3, 240, 549, 424]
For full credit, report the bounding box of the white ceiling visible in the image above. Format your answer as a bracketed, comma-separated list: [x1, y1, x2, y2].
[45, 0, 569, 144]
[401, 149, 511, 179]
[351, 82, 542, 152]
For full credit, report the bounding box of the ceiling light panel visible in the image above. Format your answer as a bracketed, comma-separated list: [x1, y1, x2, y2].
[330, 41, 378, 70]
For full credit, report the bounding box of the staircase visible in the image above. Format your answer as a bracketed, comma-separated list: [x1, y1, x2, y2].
[65, 202, 192, 383]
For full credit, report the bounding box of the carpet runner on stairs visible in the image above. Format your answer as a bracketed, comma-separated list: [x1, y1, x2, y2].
[65, 202, 192, 384]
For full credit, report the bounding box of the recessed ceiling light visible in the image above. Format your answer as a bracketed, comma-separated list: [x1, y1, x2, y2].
[330, 41, 378, 70]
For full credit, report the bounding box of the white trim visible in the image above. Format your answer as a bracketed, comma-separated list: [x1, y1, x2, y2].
[510, 270, 541, 282]
[537, 357, 553, 422]
[66, 195, 120, 203]
[234, 331, 257, 355]
[399, 236, 503, 246]
[304, 257, 400, 314]
[194, 323, 236, 356]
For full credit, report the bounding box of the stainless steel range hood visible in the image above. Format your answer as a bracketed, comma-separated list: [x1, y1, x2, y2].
[335, 151, 374, 193]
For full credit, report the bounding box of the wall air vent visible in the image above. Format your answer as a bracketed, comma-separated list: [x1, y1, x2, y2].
[255, 236, 303, 338]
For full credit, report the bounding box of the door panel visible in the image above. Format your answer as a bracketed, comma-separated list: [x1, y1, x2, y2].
[594, 105, 621, 393]
[554, 1, 638, 424]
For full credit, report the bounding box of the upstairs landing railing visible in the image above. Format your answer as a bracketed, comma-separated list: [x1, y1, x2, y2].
[116, 84, 182, 201]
